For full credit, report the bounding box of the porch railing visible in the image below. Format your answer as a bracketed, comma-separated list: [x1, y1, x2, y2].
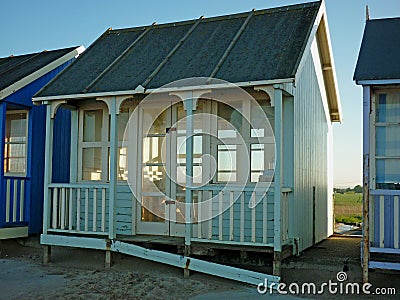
[191, 184, 279, 246]
[370, 189, 400, 251]
[3, 176, 28, 225]
[47, 183, 109, 235]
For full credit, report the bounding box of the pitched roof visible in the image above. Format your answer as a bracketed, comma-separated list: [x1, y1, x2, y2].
[0, 47, 83, 100]
[354, 17, 400, 82]
[36, 1, 321, 98]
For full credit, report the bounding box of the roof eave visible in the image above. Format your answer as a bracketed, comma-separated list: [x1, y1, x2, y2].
[355, 79, 400, 86]
[32, 78, 295, 103]
[293, 1, 342, 123]
[0, 46, 85, 101]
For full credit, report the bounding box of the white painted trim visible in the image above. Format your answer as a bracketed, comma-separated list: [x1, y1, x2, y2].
[0, 226, 28, 240]
[380, 195, 384, 248]
[0, 46, 84, 100]
[357, 79, 400, 85]
[32, 78, 294, 102]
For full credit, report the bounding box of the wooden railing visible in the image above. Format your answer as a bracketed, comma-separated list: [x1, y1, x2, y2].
[48, 183, 109, 235]
[191, 184, 277, 246]
[4, 176, 27, 225]
[370, 189, 400, 251]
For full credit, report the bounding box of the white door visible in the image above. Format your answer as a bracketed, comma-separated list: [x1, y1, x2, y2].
[136, 101, 186, 236]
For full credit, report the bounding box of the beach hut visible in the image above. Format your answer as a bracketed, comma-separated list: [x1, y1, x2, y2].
[354, 17, 400, 280]
[0, 46, 84, 239]
[33, 1, 341, 284]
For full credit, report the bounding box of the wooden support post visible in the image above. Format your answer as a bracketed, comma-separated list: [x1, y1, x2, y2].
[43, 245, 51, 264]
[105, 250, 112, 269]
[43, 103, 54, 234]
[108, 97, 118, 239]
[273, 86, 283, 254]
[362, 86, 371, 284]
[273, 251, 281, 276]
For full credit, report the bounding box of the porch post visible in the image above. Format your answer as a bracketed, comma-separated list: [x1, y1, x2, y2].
[43, 102, 54, 235]
[184, 96, 195, 252]
[362, 85, 371, 284]
[109, 96, 118, 240]
[273, 85, 283, 276]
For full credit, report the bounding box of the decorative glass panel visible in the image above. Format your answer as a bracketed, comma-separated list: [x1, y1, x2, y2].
[141, 196, 165, 222]
[118, 108, 130, 141]
[82, 148, 102, 180]
[83, 110, 103, 142]
[142, 165, 166, 193]
[143, 108, 167, 135]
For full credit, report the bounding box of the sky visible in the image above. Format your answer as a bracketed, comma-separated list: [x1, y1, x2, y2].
[1, 0, 399, 187]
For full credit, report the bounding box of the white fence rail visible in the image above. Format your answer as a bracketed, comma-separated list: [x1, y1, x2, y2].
[191, 185, 282, 246]
[4, 177, 26, 224]
[48, 183, 109, 235]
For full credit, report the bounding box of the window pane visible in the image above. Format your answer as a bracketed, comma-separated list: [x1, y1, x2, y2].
[143, 136, 166, 164]
[376, 158, 400, 187]
[118, 108, 130, 141]
[83, 110, 103, 142]
[251, 99, 274, 137]
[143, 108, 167, 135]
[376, 93, 400, 123]
[82, 148, 102, 180]
[118, 147, 128, 181]
[6, 112, 27, 142]
[218, 103, 242, 138]
[376, 126, 400, 157]
[4, 112, 27, 174]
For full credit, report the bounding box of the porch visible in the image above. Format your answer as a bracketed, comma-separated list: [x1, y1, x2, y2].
[40, 83, 294, 284]
[367, 189, 400, 270]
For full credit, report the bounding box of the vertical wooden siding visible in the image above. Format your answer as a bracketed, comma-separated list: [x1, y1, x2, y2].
[293, 45, 332, 251]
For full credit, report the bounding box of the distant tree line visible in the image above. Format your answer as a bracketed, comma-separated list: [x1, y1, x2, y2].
[334, 185, 363, 194]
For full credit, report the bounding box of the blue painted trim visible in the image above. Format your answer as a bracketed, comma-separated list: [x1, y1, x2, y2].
[370, 247, 400, 254]
[371, 189, 400, 196]
[369, 261, 400, 271]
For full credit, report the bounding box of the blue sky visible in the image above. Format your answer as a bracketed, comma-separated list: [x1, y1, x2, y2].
[1, 0, 399, 187]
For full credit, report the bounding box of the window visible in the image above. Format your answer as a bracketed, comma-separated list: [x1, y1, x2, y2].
[4, 111, 28, 175]
[375, 92, 400, 189]
[213, 99, 275, 183]
[79, 103, 134, 182]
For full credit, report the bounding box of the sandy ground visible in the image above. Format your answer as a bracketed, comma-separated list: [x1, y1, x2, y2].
[0, 236, 399, 299]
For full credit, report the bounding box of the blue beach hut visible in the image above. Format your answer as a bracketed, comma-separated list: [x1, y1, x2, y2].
[354, 17, 400, 280]
[0, 46, 84, 239]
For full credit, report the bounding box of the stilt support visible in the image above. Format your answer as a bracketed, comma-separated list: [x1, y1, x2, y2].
[105, 250, 112, 269]
[273, 251, 281, 276]
[43, 245, 51, 264]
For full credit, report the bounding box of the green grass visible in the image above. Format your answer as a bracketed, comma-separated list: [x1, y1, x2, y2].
[334, 192, 362, 225]
[334, 192, 363, 206]
[335, 215, 362, 225]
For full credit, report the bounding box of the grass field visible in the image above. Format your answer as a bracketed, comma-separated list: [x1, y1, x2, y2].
[334, 192, 363, 225]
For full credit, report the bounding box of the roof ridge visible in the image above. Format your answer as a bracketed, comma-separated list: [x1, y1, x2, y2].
[108, 1, 321, 34]
[368, 16, 400, 22]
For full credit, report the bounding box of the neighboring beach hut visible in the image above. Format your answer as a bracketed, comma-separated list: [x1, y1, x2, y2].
[33, 1, 341, 284]
[0, 46, 84, 239]
[354, 17, 400, 280]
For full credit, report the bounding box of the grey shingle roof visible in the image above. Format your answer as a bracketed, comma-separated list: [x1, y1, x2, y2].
[0, 47, 78, 92]
[354, 17, 400, 81]
[37, 1, 321, 97]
